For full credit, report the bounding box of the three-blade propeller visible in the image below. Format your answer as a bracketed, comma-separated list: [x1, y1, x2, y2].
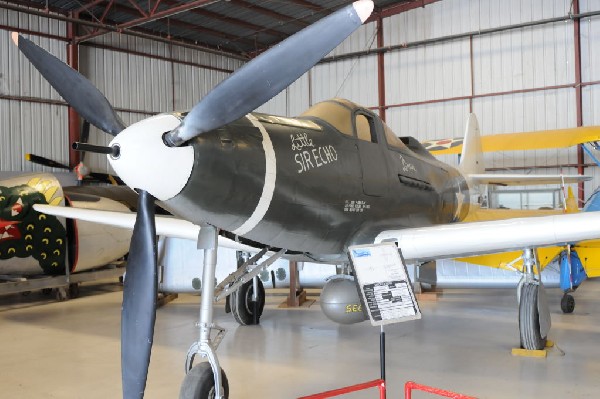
[12, 1, 374, 398]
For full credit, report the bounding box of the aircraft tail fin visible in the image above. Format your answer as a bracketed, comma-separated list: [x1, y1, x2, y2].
[565, 187, 578, 213]
[458, 114, 485, 176]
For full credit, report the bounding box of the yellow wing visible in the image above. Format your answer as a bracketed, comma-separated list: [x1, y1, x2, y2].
[423, 126, 600, 155]
[455, 248, 562, 272]
[570, 240, 600, 277]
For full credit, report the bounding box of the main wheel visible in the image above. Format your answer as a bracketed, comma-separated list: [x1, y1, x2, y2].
[560, 293, 575, 314]
[179, 362, 229, 399]
[69, 283, 80, 299]
[519, 283, 547, 350]
[230, 279, 265, 325]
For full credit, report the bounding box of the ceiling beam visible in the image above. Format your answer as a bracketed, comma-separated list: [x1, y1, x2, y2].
[161, 0, 286, 41]
[0, 2, 248, 60]
[367, 0, 442, 23]
[229, 0, 309, 28]
[74, 0, 221, 42]
[74, 1, 261, 51]
[75, 0, 108, 14]
[286, 0, 325, 12]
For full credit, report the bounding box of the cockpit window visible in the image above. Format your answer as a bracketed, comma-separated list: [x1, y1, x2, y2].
[300, 101, 353, 136]
[355, 113, 377, 143]
[383, 123, 407, 150]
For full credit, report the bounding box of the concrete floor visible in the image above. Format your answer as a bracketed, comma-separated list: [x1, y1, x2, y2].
[0, 280, 599, 399]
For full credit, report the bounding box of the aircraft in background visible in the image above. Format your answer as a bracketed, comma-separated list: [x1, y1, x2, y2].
[12, 1, 600, 398]
[424, 123, 600, 314]
[423, 126, 600, 155]
[0, 173, 133, 298]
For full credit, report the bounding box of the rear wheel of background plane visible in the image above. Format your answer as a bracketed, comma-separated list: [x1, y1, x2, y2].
[560, 293, 575, 314]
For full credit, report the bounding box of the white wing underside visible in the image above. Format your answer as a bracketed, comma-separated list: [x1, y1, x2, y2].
[35, 204, 600, 262]
[34, 204, 258, 252]
[377, 211, 600, 262]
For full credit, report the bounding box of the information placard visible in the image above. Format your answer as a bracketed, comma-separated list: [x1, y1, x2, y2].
[349, 243, 421, 326]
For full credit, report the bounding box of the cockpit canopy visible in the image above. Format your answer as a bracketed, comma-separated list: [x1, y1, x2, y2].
[300, 98, 431, 157]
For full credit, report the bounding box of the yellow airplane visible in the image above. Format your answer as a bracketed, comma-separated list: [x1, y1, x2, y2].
[425, 122, 600, 314]
[423, 126, 600, 154]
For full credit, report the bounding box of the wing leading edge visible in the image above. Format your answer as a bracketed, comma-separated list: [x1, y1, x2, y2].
[37, 204, 600, 265]
[376, 211, 600, 262]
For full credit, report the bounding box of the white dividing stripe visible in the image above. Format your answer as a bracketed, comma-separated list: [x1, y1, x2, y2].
[232, 115, 277, 236]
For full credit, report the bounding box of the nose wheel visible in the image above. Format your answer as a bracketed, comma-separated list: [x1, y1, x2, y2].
[180, 362, 229, 399]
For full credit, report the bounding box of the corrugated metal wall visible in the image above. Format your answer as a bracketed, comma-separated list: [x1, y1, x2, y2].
[0, 10, 68, 173]
[257, 22, 380, 116]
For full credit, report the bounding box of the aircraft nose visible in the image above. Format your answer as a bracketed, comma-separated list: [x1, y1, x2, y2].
[108, 114, 195, 201]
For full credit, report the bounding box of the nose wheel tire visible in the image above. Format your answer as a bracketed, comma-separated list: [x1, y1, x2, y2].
[230, 279, 265, 325]
[179, 362, 229, 399]
[560, 293, 575, 314]
[519, 283, 547, 350]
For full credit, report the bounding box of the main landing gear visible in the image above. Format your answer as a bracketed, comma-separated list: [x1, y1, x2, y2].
[217, 248, 285, 326]
[517, 248, 551, 350]
[179, 229, 286, 399]
[559, 249, 587, 314]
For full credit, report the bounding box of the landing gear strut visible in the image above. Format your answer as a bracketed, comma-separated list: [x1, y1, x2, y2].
[559, 249, 586, 314]
[518, 248, 551, 350]
[180, 226, 227, 399]
[179, 230, 286, 398]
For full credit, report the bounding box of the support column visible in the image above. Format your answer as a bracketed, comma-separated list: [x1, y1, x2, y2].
[287, 261, 307, 307]
[376, 16, 386, 122]
[574, 0, 585, 204]
[67, 12, 80, 169]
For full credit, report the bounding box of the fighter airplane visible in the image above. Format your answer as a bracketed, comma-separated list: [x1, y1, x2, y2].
[11, 0, 600, 398]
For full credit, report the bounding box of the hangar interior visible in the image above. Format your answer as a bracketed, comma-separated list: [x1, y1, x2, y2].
[1, 0, 600, 398]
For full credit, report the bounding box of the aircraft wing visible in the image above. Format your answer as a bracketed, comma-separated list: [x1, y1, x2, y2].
[468, 173, 591, 186]
[37, 204, 600, 267]
[34, 204, 258, 252]
[376, 212, 600, 263]
[423, 125, 600, 155]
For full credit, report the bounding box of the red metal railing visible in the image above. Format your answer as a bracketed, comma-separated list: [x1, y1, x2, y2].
[297, 379, 386, 399]
[405, 381, 477, 399]
[298, 379, 477, 399]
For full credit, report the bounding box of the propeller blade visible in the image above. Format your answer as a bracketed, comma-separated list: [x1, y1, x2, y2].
[121, 189, 157, 399]
[12, 33, 125, 136]
[164, 0, 374, 146]
[80, 120, 91, 163]
[25, 153, 70, 170]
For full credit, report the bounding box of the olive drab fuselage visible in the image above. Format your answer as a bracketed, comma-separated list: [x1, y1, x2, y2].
[162, 99, 470, 257]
